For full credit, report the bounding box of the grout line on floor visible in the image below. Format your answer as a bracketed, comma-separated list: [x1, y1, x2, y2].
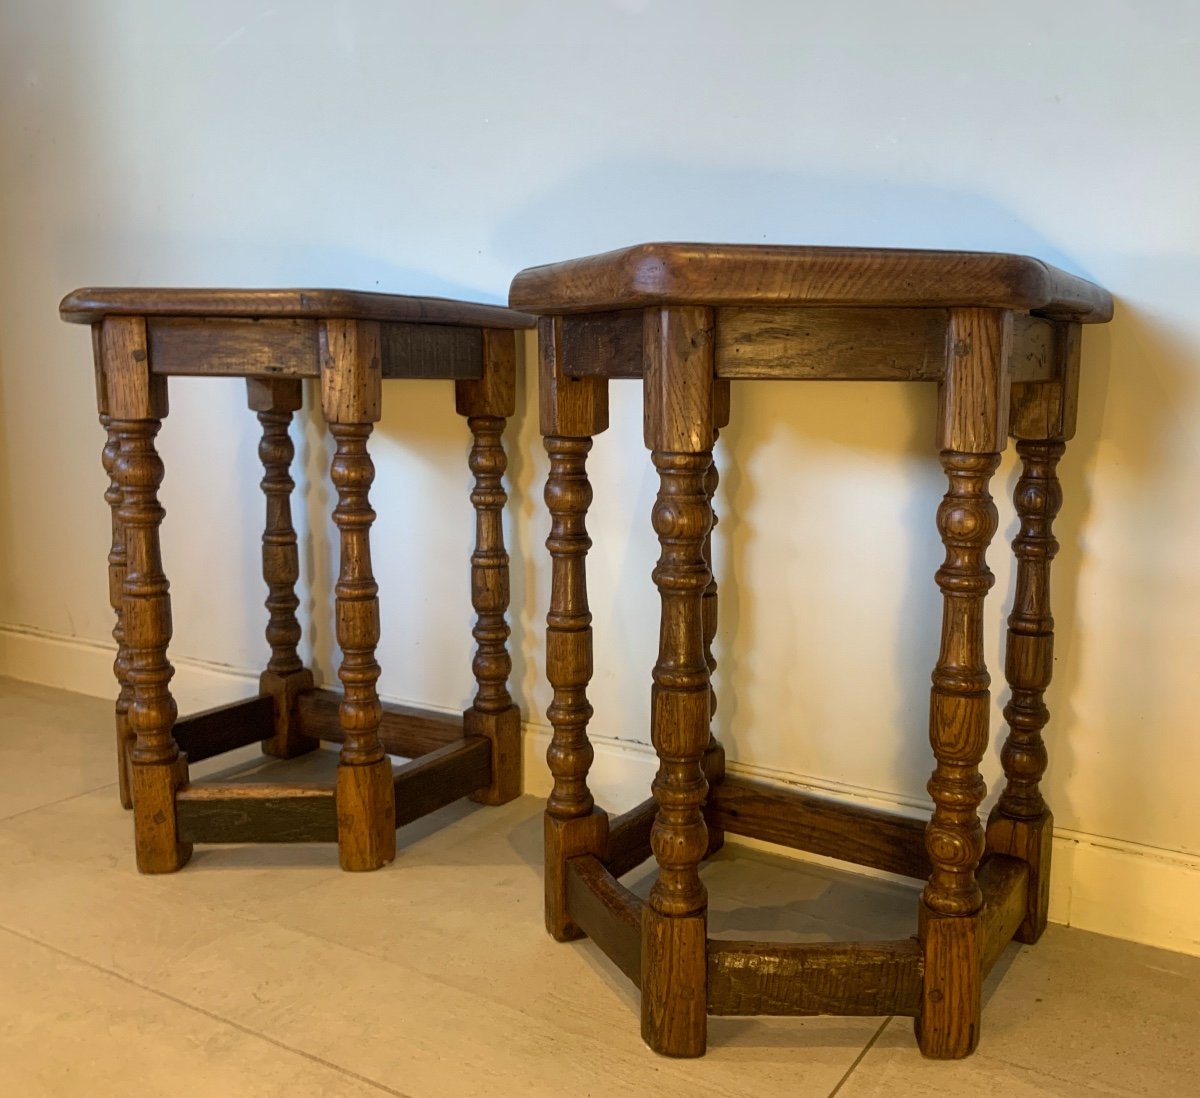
[825, 1015, 891, 1097]
[0, 922, 417, 1098]
[0, 781, 119, 823]
[967, 1050, 1140, 1098]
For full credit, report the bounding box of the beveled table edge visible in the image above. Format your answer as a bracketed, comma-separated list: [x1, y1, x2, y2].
[60, 287, 535, 330]
[508, 242, 1113, 323]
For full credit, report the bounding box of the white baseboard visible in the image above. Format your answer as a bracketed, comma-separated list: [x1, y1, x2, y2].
[0, 623, 260, 713]
[4, 623, 1198, 958]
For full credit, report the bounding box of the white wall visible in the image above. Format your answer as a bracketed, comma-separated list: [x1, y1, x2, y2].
[2, 1, 1197, 954]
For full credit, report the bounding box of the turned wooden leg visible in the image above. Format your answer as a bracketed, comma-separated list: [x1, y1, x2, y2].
[321, 320, 395, 871]
[539, 316, 610, 941]
[641, 306, 715, 1058]
[924, 449, 1000, 918]
[457, 331, 521, 806]
[702, 381, 730, 855]
[919, 449, 999, 1056]
[918, 308, 1010, 1058]
[248, 378, 318, 760]
[643, 449, 714, 1057]
[100, 414, 135, 809]
[118, 418, 191, 873]
[101, 317, 191, 873]
[986, 443, 1063, 943]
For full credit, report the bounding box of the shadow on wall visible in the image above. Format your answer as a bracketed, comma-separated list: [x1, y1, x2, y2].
[1056, 291, 1197, 842]
[489, 159, 1103, 270]
[487, 161, 1185, 810]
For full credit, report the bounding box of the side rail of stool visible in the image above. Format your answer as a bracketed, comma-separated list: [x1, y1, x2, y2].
[167, 689, 494, 845]
[561, 783, 1029, 1020]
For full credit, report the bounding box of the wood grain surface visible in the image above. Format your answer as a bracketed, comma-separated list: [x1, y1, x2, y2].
[605, 796, 657, 879]
[510, 243, 1112, 322]
[392, 736, 491, 827]
[707, 775, 931, 880]
[641, 907, 708, 1057]
[566, 855, 644, 986]
[146, 318, 317, 377]
[170, 695, 275, 764]
[296, 689, 464, 757]
[707, 938, 923, 1018]
[62, 286, 535, 329]
[977, 855, 1030, 977]
[176, 783, 337, 844]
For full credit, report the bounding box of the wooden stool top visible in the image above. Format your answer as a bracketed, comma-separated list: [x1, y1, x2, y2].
[61, 287, 534, 330]
[62, 287, 533, 383]
[508, 242, 1112, 323]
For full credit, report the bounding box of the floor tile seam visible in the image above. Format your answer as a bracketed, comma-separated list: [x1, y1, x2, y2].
[94, 888, 576, 1036]
[0, 921, 417, 1098]
[249, 915, 771, 1081]
[0, 780, 118, 823]
[825, 1016, 892, 1097]
[0, 845, 310, 938]
[968, 1047, 1142, 1096]
[821, 1020, 1142, 1098]
[264, 915, 636, 1037]
[4, 914, 738, 1090]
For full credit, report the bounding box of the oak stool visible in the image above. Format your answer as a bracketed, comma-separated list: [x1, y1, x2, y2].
[509, 245, 1112, 1058]
[61, 288, 533, 873]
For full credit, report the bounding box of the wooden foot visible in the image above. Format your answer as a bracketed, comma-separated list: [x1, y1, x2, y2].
[544, 809, 608, 940]
[641, 907, 707, 1057]
[986, 808, 1053, 943]
[466, 705, 521, 806]
[916, 902, 982, 1059]
[131, 756, 192, 873]
[336, 758, 396, 871]
[259, 668, 319, 759]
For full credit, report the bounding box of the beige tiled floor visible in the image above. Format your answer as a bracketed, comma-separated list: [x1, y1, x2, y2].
[2, 677, 1197, 1097]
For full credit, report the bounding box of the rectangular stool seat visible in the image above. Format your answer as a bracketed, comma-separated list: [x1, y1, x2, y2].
[61, 286, 533, 327]
[509, 242, 1113, 320]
